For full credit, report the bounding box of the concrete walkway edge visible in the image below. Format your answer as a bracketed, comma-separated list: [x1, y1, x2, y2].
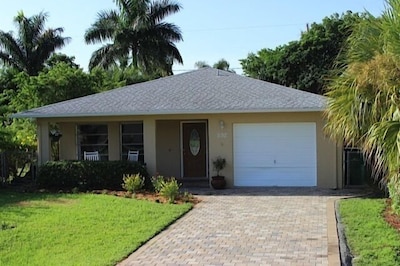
[327, 198, 340, 266]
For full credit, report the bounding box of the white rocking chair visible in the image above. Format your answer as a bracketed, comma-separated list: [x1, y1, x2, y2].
[127, 150, 139, 162]
[84, 151, 100, 161]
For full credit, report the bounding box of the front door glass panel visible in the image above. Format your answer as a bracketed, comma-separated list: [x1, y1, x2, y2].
[189, 129, 200, 156]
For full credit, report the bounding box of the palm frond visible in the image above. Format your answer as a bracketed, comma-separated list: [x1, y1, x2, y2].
[325, 0, 400, 189]
[85, 10, 120, 44]
[30, 12, 48, 46]
[0, 30, 25, 71]
[366, 120, 400, 183]
[88, 43, 126, 70]
[1, 11, 69, 75]
[88, 0, 183, 73]
[116, 0, 148, 21]
[149, 0, 182, 23]
[33, 29, 70, 70]
[152, 22, 183, 41]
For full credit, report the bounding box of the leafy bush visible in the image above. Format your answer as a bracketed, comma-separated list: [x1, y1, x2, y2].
[180, 191, 194, 203]
[150, 175, 181, 203]
[122, 173, 144, 193]
[0, 150, 36, 184]
[37, 160, 148, 191]
[212, 156, 226, 176]
[159, 177, 181, 204]
[151, 175, 165, 193]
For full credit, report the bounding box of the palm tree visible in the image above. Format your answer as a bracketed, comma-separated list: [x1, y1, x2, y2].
[85, 0, 183, 75]
[0, 11, 70, 76]
[325, 0, 400, 210]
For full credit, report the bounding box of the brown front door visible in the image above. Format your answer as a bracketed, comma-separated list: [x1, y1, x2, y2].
[182, 122, 207, 177]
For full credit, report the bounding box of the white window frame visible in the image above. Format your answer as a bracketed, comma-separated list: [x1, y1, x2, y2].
[76, 124, 109, 161]
[120, 122, 144, 162]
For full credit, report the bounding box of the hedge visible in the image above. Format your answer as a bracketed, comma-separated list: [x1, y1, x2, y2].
[37, 160, 149, 191]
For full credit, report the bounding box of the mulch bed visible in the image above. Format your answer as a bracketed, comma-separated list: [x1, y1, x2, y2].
[91, 189, 201, 205]
[384, 199, 400, 231]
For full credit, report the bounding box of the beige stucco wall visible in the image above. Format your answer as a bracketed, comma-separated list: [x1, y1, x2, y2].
[37, 111, 341, 188]
[143, 117, 157, 175]
[37, 120, 50, 165]
[205, 112, 340, 188]
[155, 120, 181, 178]
[58, 123, 76, 160]
[108, 122, 120, 161]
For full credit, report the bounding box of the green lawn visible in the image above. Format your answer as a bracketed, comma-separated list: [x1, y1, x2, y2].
[339, 198, 400, 265]
[0, 191, 192, 266]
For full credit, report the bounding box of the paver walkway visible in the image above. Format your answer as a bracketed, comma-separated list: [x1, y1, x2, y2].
[118, 188, 359, 266]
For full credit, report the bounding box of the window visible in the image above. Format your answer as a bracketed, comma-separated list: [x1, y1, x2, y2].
[77, 125, 108, 160]
[121, 123, 143, 162]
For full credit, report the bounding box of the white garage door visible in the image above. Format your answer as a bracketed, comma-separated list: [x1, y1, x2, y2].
[233, 123, 317, 186]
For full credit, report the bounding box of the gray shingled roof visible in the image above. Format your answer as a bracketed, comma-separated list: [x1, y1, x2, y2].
[14, 67, 326, 118]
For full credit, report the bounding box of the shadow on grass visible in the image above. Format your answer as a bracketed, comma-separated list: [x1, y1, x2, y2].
[0, 188, 68, 207]
[0, 189, 82, 224]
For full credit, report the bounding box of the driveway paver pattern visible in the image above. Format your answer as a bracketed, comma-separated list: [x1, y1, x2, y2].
[118, 188, 359, 266]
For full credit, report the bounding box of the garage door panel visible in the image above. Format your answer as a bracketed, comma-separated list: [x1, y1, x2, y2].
[236, 145, 314, 166]
[233, 123, 317, 187]
[275, 152, 316, 167]
[235, 136, 272, 149]
[234, 151, 275, 166]
[234, 167, 316, 186]
[235, 155, 314, 168]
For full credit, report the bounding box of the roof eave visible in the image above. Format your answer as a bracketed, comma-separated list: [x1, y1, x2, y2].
[12, 107, 326, 119]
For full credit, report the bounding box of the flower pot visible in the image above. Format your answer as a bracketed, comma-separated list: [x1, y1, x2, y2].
[211, 175, 226, 189]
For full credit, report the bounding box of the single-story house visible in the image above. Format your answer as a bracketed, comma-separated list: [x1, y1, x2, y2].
[14, 67, 343, 188]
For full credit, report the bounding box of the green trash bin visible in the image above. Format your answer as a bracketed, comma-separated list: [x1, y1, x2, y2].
[345, 149, 370, 186]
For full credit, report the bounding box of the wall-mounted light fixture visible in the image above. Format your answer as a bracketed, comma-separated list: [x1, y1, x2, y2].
[219, 120, 225, 130]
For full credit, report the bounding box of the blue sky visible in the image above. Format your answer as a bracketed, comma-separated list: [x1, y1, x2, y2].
[0, 0, 386, 74]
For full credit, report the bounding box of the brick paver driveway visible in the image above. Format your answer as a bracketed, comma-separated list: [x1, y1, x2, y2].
[119, 188, 357, 266]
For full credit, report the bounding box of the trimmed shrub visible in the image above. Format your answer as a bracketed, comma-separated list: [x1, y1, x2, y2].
[159, 177, 181, 204]
[151, 175, 181, 203]
[37, 160, 149, 191]
[122, 173, 144, 193]
[151, 175, 165, 193]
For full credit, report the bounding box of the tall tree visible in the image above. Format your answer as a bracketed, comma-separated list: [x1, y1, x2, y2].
[85, 0, 183, 75]
[2, 62, 127, 149]
[194, 58, 235, 72]
[194, 61, 210, 68]
[213, 58, 235, 72]
[45, 53, 79, 69]
[0, 11, 70, 76]
[325, 0, 400, 211]
[240, 11, 362, 94]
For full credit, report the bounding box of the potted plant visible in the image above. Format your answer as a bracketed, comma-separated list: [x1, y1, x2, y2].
[211, 156, 227, 189]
